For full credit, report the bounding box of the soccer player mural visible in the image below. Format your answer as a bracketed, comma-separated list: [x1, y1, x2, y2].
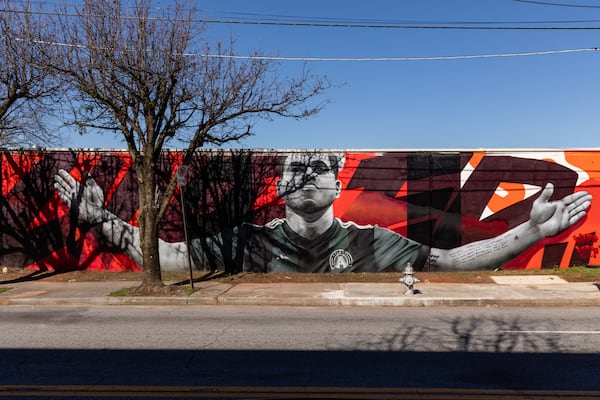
[51, 150, 593, 273]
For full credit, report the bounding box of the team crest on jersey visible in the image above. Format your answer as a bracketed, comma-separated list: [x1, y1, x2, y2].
[329, 249, 353, 272]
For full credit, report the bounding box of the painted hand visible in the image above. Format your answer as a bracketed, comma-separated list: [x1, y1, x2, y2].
[54, 169, 105, 225]
[529, 183, 592, 238]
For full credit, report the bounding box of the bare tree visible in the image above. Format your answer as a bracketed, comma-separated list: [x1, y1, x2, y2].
[184, 149, 283, 274]
[46, 0, 329, 289]
[0, 0, 62, 147]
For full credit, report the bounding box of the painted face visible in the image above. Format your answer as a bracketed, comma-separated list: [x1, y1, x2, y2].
[277, 154, 342, 214]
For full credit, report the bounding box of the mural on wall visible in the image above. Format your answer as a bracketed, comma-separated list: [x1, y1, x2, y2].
[1, 149, 598, 273]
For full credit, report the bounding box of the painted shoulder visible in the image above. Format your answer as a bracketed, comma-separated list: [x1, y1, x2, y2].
[336, 218, 406, 239]
[336, 218, 375, 230]
[242, 218, 286, 231]
[264, 218, 286, 230]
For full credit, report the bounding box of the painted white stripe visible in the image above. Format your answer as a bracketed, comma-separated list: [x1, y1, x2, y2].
[501, 330, 600, 334]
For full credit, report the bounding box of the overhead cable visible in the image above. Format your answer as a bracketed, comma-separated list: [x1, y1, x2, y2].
[187, 47, 598, 61]
[3, 6, 600, 30]
[513, 0, 600, 8]
[201, 19, 600, 30]
[13, 36, 599, 61]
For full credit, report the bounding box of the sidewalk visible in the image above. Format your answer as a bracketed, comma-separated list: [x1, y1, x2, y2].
[1, 275, 599, 307]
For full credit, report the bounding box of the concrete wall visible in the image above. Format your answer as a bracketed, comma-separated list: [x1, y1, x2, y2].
[1, 149, 598, 272]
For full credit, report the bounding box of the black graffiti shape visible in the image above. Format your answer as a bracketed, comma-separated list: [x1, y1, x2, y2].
[346, 153, 408, 197]
[405, 153, 462, 249]
[0, 150, 68, 270]
[461, 156, 579, 227]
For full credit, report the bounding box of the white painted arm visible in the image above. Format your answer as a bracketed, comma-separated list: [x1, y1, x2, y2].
[428, 183, 592, 271]
[54, 169, 189, 271]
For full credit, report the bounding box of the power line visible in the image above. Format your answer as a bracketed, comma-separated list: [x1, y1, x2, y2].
[200, 9, 600, 26]
[11, 0, 600, 26]
[4, 3, 600, 62]
[513, 0, 600, 8]
[201, 19, 600, 30]
[191, 47, 597, 61]
[14, 35, 599, 61]
[3, 6, 600, 30]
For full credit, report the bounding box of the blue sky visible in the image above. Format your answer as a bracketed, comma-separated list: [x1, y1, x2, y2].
[67, 0, 600, 150]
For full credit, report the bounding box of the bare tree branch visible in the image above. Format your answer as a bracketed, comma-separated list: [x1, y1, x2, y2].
[0, 0, 63, 147]
[41, 0, 329, 287]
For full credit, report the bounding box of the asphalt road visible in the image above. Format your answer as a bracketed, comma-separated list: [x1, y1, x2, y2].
[1, 305, 600, 399]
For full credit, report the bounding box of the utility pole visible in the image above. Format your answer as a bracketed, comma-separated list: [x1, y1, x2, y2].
[177, 164, 194, 289]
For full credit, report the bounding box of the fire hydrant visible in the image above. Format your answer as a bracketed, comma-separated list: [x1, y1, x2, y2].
[399, 262, 420, 295]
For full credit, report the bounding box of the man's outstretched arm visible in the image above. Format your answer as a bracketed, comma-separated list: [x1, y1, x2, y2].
[54, 169, 189, 270]
[428, 183, 592, 271]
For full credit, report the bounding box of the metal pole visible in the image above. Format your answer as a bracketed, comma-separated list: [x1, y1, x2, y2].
[177, 164, 194, 289]
[180, 187, 194, 289]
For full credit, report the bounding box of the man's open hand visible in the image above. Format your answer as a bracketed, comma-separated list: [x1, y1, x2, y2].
[54, 169, 105, 225]
[530, 183, 592, 238]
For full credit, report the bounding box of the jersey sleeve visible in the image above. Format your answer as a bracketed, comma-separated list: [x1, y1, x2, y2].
[372, 226, 430, 271]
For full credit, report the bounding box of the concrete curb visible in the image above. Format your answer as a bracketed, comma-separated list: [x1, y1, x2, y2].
[4, 298, 600, 307]
[1, 279, 599, 307]
[3, 294, 600, 307]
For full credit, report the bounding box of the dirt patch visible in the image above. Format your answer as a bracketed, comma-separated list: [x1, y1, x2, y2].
[2, 267, 599, 285]
[115, 284, 194, 297]
[211, 271, 498, 284]
[0, 269, 499, 284]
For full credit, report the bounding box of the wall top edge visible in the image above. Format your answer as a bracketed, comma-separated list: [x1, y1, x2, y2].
[4, 147, 600, 153]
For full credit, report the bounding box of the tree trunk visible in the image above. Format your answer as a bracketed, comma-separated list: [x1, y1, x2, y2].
[138, 166, 164, 289]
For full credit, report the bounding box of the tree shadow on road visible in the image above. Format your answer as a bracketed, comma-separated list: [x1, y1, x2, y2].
[349, 315, 564, 353]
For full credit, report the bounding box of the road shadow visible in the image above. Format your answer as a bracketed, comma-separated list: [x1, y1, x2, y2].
[1, 348, 599, 392]
[2, 314, 598, 393]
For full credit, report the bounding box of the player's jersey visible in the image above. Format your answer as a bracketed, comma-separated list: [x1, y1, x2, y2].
[190, 218, 430, 273]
